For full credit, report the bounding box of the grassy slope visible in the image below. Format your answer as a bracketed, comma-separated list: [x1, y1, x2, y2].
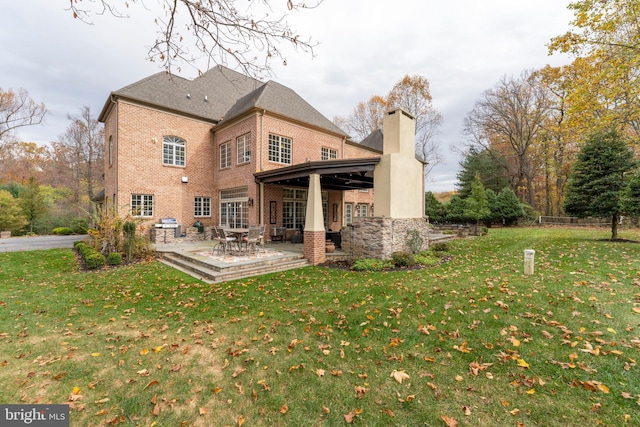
[0, 228, 639, 426]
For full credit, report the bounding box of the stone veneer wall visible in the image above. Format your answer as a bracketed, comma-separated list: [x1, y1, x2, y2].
[341, 217, 430, 260]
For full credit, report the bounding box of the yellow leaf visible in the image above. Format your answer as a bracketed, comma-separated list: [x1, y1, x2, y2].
[140, 349, 150, 355]
[390, 370, 410, 384]
[72, 386, 81, 394]
[237, 415, 246, 426]
[517, 359, 530, 369]
[455, 375, 463, 382]
[153, 345, 164, 353]
[91, 352, 100, 357]
[607, 328, 616, 334]
[526, 388, 535, 394]
[597, 383, 610, 394]
[510, 408, 520, 416]
[212, 387, 223, 394]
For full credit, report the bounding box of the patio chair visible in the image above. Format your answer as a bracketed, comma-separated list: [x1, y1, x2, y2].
[215, 226, 237, 254]
[210, 226, 221, 255]
[241, 226, 262, 254]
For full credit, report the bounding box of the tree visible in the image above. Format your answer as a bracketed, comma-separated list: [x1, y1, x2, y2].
[18, 176, 48, 234]
[0, 190, 27, 232]
[424, 191, 444, 223]
[334, 74, 442, 176]
[620, 170, 640, 217]
[444, 195, 467, 224]
[464, 175, 491, 226]
[58, 107, 105, 208]
[549, 0, 640, 136]
[0, 87, 47, 143]
[494, 187, 524, 226]
[564, 130, 636, 239]
[68, 0, 322, 77]
[456, 147, 509, 198]
[462, 70, 550, 208]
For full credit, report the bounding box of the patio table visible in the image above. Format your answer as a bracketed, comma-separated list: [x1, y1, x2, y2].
[223, 228, 249, 252]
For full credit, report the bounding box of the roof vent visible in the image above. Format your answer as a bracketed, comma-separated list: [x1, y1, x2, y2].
[204, 95, 208, 102]
[187, 93, 191, 99]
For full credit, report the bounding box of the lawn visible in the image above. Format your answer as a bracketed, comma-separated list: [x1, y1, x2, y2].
[1, 227, 639, 426]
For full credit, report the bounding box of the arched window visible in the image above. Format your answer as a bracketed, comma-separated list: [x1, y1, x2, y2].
[162, 136, 186, 166]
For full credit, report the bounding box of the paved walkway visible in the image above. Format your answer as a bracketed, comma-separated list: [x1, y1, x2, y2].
[0, 235, 88, 253]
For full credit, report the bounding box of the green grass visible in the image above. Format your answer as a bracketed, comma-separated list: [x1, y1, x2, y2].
[1, 228, 639, 426]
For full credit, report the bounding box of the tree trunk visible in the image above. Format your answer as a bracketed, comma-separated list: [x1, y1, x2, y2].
[611, 214, 618, 240]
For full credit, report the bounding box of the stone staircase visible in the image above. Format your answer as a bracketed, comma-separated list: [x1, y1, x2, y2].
[158, 251, 310, 283]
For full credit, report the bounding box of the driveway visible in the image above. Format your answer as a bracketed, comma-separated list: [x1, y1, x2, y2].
[0, 235, 88, 252]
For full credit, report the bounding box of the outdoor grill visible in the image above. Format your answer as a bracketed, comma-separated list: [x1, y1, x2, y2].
[154, 218, 182, 238]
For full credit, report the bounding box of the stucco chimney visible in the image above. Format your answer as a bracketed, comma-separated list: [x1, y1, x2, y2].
[373, 108, 423, 218]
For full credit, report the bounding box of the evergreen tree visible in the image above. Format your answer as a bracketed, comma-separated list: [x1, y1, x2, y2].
[464, 174, 491, 226]
[445, 195, 467, 223]
[494, 187, 525, 225]
[485, 188, 498, 226]
[456, 146, 509, 198]
[564, 130, 636, 239]
[424, 191, 444, 223]
[620, 170, 640, 217]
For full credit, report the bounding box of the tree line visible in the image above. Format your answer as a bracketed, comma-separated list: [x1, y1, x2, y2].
[0, 97, 103, 235]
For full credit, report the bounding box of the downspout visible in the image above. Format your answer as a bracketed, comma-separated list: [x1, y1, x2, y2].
[259, 110, 265, 172]
[112, 94, 119, 213]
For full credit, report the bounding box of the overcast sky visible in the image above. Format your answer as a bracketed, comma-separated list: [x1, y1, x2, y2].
[1, 0, 574, 192]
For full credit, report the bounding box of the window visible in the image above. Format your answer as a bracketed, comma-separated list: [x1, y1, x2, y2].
[236, 133, 251, 164]
[268, 134, 292, 164]
[194, 197, 211, 217]
[321, 147, 337, 160]
[220, 142, 231, 169]
[131, 194, 153, 217]
[283, 188, 306, 229]
[220, 187, 248, 229]
[345, 203, 353, 225]
[163, 136, 185, 166]
[108, 136, 113, 166]
[356, 203, 369, 217]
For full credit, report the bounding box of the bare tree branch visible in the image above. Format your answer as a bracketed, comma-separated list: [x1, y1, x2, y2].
[67, 0, 323, 77]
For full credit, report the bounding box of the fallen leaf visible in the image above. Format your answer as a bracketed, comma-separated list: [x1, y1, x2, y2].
[280, 404, 288, 414]
[144, 380, 159, 390]
[441, 414, 459, 427]
[354, 386, 368, 398]
[516, 359, 530, 369]
[391, 370, 410, 384]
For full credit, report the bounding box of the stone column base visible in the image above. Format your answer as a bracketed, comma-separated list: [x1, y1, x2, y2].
[303, 230, 326, 265]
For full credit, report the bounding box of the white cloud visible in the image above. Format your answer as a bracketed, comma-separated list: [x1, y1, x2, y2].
[0, 0, 574, 191]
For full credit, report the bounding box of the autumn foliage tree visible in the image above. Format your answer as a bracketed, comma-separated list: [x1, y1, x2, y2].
[334, 75, 442, 176]
[0, 87, 47, 144]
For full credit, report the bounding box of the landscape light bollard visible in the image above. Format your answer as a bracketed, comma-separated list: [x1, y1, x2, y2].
[524, 249, 535, 275]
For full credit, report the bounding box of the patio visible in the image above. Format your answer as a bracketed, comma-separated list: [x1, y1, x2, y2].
[154, 240, 347, 283]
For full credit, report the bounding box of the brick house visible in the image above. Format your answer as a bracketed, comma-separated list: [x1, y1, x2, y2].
[98, 65, 381, 249]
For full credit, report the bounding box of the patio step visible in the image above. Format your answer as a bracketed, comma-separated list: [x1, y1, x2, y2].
[158, 252, 310, 283]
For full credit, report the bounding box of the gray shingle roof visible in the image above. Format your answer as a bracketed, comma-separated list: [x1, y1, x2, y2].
[99, 66, 347, 138]
[99, 65, 263, 122]
[358, 129, 384, 152]
[219, 80, 347, 136]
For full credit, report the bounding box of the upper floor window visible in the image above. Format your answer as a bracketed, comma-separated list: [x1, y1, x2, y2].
[131, 194, 154, 217]
[220, 142, 231, 169]
[356, 203, 369, 217]
[321, 147, 337, 160]
[163, 136, 185, 166]
[268, 134, 292, 164]
[237, 133, 251, 164]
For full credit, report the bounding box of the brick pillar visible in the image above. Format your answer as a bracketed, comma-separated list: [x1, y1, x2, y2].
[303, 230, 326, 265]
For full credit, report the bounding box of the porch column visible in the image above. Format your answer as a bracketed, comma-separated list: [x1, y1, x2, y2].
[304, 173, 326, 265]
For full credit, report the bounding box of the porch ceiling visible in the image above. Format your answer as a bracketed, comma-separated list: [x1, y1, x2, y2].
[254, 157, 380, 191]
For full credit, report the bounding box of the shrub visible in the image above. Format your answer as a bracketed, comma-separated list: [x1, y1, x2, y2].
[53, 227, 72, 235]
[85, 252, 106, 269]
[70, 218, 89, 234]
[406, 229, 424, 254]
[431, 242, 450, 253]
[107, 252, 123, 266]
[351, 258, 394, 271]
[414, 252, 440, 266]
[391, 251, 416, 268]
